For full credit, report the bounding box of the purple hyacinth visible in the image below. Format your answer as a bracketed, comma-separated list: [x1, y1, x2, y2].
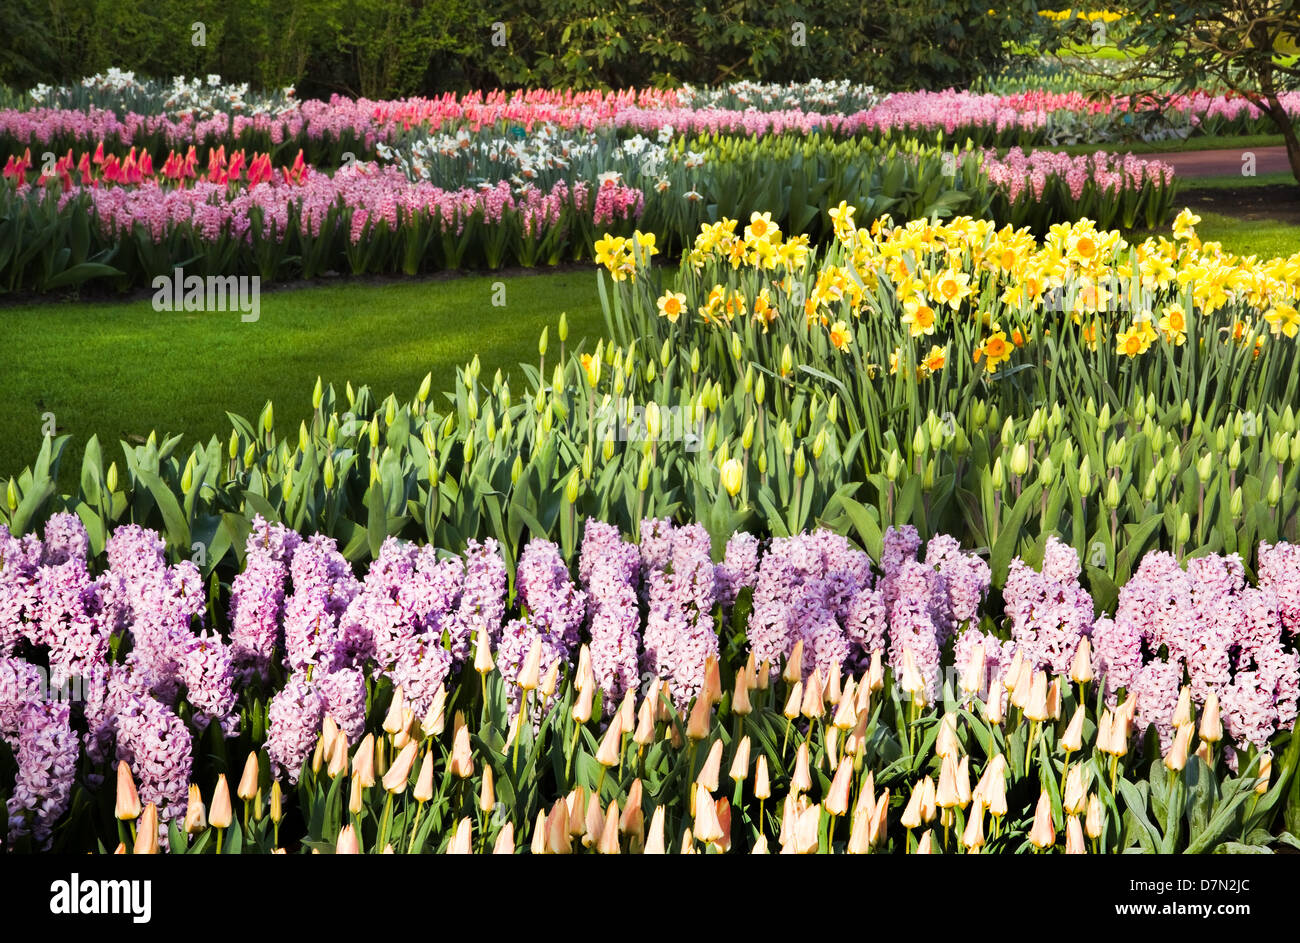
[1258, 541, 1300, 637]
[282, 534, 360, 673]
[41, 512, 89, 567]
[266, 675, 324, 784]
[924, 533, 991, 632]
[0, 654, 45, 748]
[878, 525, 922, 610]
[116, 694, 193, 824]
[715, 532, 761, 611]
[447, 537, 507, 666]
[318, 666, 368, 742]
[1131, 658, 1182, 752]
[887, 559, 944, 702]
[1002, 537, 1094, 676]
[641, 523, 719, 709]
[580, 520, 641, 709]
[5, 700, 78, 850]
[516, 538, 587, 653]
[183, 630, 238, 736]
[0, 525, 41, 655]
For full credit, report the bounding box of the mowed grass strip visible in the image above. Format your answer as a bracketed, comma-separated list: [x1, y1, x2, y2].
[1, 269, 606, 484]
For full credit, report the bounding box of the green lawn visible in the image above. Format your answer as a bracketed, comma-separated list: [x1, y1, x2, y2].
[1192, 213, 1300, 259]
[1, 269, 606, 484]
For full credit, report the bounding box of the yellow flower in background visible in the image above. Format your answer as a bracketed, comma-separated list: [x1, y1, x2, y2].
[1265, 303, 1300, 338]
[929, 269, 972, 310]
[594, 233, 626, 269]
[923, 345, 947, 373]
[828, 320, 853, 351]
[657, 291, 687, 324]
[1172, 209, 1202, 240]
[975, 331, 1012, 373]
[745, 211, 779, 244]
[1158, 303, 1188, 345]
[901, 296, 938, 337]
[1116, 321, 1153, 358]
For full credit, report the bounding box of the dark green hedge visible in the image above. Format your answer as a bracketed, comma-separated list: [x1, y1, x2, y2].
[1, 0, 1044, 98]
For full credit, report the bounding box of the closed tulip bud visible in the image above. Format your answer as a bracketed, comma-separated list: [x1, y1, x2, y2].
[238, 752, 260, 801]
[1268, 475, 1282, 507]
[696, 739, 724, 793]
[207, 774, 233, 830]
[116, 761, 141, 821]
[134, 804, 160, 855]
[445, 818, 473, 855]
[1257, 751, 1272, 795]
[1063, 764, 1087, 814]
[793, 446, 807, 479]
[963, 803, 985, 850]
[991, 456, 1005, 490]
[517, 637, 543, 691]
[935, 711, 960, 759]
[783, 680, 803, 720]
[915, 829, 934, 854]
[719, 457, 744, 497]
[1085, 793, 1104, 839]
[449, 722, 474, 779]
[184, 784, 207, 835]
[1028, 788, 1055, 849]
[755, 755, 771, 800]
[644, 807, 667, 855]
[791, 742, 812, 794]
[686, 692, 712, 740]
[1061, 704, 1086, 753]
[1065, 814, 1087, 855]
[383, 741, 418, 794]
[621, 780, 645, 844]
[597, 801, 622, 854]
[596, 714, 625, 767]
[1104, 475, 1121, 510]
[693, 786, 725, 845]
[540, 659, 560, 700]
[1165, 722, 1194, 773]
[421, 687, 446, 740]
[1200, 691, 1223, 744]
[1010, 442, 1030, 478]
[825, 758, 854, 817]
[105, 462, 119, 494]
[270, 780, 283, 824]
[1070, 637, 1093, 684]
[800, 669, 824, 719]
[900, 781, 925, 830]
[1172, 685, 1193, 728]
[1024, 670, 1049, 722]
[913, 424, 929, 456]
[784, 640, 804, 683]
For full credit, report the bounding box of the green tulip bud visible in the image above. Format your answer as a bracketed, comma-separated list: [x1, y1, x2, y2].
[659, 337, 672, 370]
[953, 426, 971, 458]
[486, 410, 496, 442]
[1196, 452, 1214, 483]
[1040, 455, 1056, 486]
[564, 468, 580, 504]
[368, 419, 380, 452]
[1180, 399, 1192, 425]
[1027, 409, 1044, 441]
[1214, 425, 1228, 454]
[1010, 443, 1030, 478]
[1106, 436, 1127, 469]
[559, 312, 569, 343]
[794, 446, 807, 479]
[780, 345, 794, 377]
[6, 478, 17, 512]
[346, 381, 355, 409]
[638, 454, 652, 491]
[813, 428, 827, 461]
[1169, 445, 1182, 473]
[1132, 395, 1145, 424]
[1105, 476, 1121, 510]
[1143, 468, 1157, 503]
[716, 440, 731, 468]
[1097, 403, 1110, 432]
[1227, 438, 1242, 470]
[299, 421, 309, 452]
[886, 449, 901, 483]
[312, 376, 323, 410]
[614, 367, 626, 396]
[1292, 435, 1300, 464]
[243, 444, 256, 471]
[323, 456, 336, 490]
[754, 374, 766, 407]
[827, 395, 839, 425]
[181, 454, 196, 493]
[972, 399, 987, 428]
[1078, 455, 1094, 496]
[284, 469, 295, 499]
[1268, 475, 1282, 507]
[1272, 432, 1291, 464]
[552, 363, 565, 392]
[742, 417, 756, 451]
[913, 424, 929, 456]
[500, 382, 511, 411]
[1084, 396, 1097, 417]
[1176, 511, 1191, 546]
[228, 430, 239, 461]
[1284, 405, 1296, 434]
[757, 449, 768, 476]
[470, 354, 481, 379]
[730, 332, 743, 362]
[1000, 417, 1015, 445]
[744, 365, 754, 394]
[422, 422, 436, 455]
[538, 326, 549, 358]
[106, 462, 118, 494]
[467, 391, 479, 422]
[417, 372, 432, 404]
[690, 348, 700, 374]
[463, 435, 475, 464]
[921, 459, 935, 492]
[1230, 486, 1243, 519]
[707, 419, 719, 452]
[603, 437, 615, 462]
[992, 457, 1005, 490]
[644, 360, 657, 383]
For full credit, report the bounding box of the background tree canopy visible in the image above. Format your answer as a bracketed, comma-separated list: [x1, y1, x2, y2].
[0, 0, 1043, 96]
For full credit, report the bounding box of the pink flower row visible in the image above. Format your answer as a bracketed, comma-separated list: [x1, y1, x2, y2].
[979, 148, 1175, 202]
[61, 165, 643, 244]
